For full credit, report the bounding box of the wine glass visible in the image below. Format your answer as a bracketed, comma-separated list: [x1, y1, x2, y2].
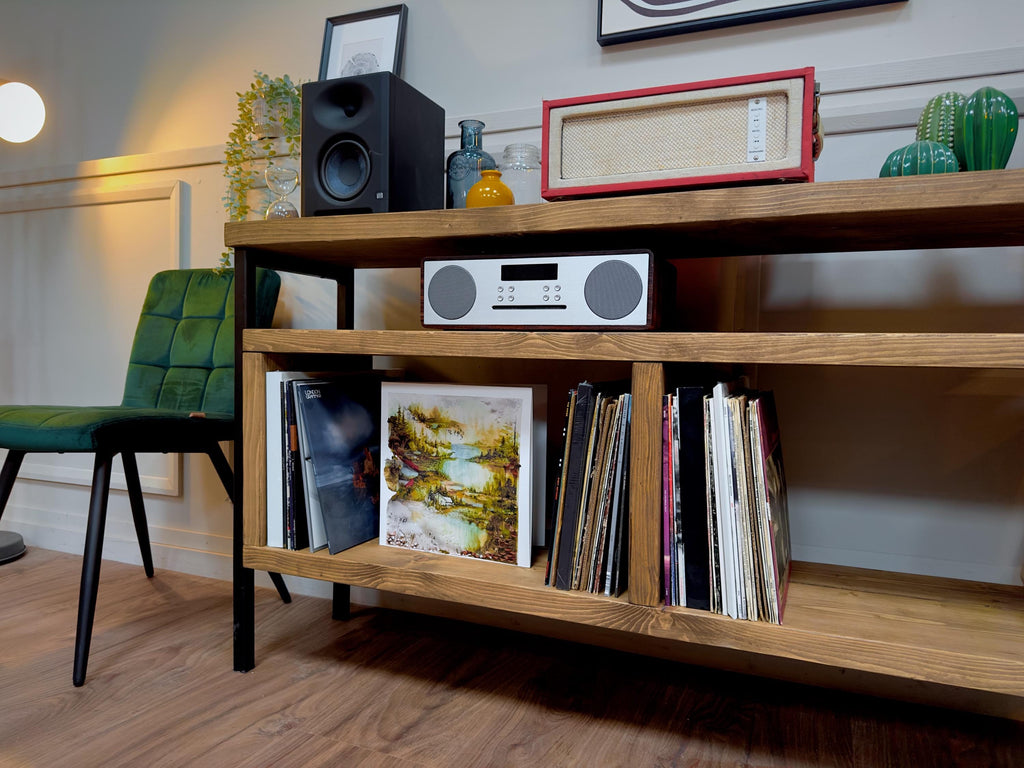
[264, 165, 299, 219]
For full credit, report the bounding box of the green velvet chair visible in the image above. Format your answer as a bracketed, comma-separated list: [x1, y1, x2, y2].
[0, 268, 288, 686]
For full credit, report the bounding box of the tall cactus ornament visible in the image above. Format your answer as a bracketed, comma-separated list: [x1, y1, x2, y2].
[915, 91, 965, 157]
[954, 86, 1018, 171]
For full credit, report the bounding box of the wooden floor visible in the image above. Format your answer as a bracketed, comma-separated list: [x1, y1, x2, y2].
[1, 549, 1022, 768]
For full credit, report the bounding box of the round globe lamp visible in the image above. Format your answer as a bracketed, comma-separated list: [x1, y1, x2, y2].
[0, 80, 46, 143]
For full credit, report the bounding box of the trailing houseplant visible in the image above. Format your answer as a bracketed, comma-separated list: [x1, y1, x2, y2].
[221, 71, 301, 269]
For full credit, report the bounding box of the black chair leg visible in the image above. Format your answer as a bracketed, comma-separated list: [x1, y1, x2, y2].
[0, 450, 26, 520]
[207, 443, 291, 605]
[207, 444, 235, 503]
[74, 451, 114, 687]
[121, 452, 154, 578]
[269, 572, 291, 603]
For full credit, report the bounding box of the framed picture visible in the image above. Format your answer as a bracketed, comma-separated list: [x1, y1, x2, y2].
[598, 0, 907, 46]
[380, 383, 533, 568]
[319, 4, 408, 80]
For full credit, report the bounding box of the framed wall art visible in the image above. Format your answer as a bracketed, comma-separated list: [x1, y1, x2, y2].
[319, 4, 408, 80]
[598, 0, 907, 46]
[379, 383, 534, 568]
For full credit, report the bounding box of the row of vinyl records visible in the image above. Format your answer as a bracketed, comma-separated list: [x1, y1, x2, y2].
[546, 378, 792, 624]
[264, 367, 790, 621]
[264, 371, 382, 556]
[664, 382, 792, 623]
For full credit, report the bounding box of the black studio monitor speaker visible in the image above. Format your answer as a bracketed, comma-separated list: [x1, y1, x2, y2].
[301, 72, 445, 216]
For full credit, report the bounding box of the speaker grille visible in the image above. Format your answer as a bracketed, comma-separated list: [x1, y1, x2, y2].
[427, 265, 476, 320]
[321, 139, 371, 201]
[560, 93, 789, 179]
[584, 260, 644, 320]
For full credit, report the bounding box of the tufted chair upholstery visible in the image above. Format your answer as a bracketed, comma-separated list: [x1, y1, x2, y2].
[0, 268, 283, 686]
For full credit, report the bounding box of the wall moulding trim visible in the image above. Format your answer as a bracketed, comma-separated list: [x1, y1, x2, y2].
[445, 46, 1024, 140]
[2, 179, 188, 496]
[0, 145, 223, 191]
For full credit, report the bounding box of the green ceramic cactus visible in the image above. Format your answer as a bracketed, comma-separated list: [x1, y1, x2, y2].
[915, 91, 965, 155]
[954, 86, 1019, 171]
[879, 140, 960, 178]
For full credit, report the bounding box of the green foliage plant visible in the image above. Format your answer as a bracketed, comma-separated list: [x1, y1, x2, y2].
[221, 71, 301, 268]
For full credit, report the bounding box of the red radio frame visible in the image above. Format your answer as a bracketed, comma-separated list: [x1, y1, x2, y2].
[541, 67, 816, 201]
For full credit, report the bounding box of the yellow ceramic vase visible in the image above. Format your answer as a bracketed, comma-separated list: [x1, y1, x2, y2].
[465, 169, 515, 207]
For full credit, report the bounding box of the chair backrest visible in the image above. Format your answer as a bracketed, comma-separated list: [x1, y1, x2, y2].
[120, 268, 281, 416]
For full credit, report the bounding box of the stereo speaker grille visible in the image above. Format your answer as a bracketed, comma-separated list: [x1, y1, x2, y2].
[427, 265, 476, 320]
[584, 260, 643, 320]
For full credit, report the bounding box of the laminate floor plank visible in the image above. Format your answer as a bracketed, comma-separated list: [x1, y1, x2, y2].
[1, 548, 1021, 768]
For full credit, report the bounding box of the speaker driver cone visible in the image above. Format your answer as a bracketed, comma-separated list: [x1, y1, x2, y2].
[321, 139, 371, 201]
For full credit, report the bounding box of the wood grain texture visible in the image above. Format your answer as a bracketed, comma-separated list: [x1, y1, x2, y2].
[244, 329, 1024, 369]
[241, 352, 269, 548]
[3, 549, 1023, 767]
[628, 362, 664, 607]
[232, 169, 1024, 723]
[225, 169, 1024, 264]
[242, 540, 1024, 711]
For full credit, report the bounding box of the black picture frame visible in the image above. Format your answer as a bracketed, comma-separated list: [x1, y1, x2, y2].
[319, 4, 408, 80]
[598, 0, 907, 46]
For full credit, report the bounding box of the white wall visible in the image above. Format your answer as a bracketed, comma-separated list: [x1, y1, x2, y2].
[1, 0, 1022, 595]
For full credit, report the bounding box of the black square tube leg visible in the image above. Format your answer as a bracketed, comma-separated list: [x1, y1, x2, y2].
[233, 249, 256, 673]
[332, 583, 351, 621]
[121, 452, 154, 578]
[0, 450, 26, 519]
[74, 451, 114, 687]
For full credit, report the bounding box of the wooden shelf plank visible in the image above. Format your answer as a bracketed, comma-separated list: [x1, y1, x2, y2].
[244, 542, 1024, 698]
[244, 329, 1024, 369]
[226, 170, 1024, 265]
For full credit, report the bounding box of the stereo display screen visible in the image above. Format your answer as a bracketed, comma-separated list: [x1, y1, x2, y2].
[501, 263, 557, 282]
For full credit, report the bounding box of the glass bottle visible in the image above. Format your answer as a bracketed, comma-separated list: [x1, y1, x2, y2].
[446, 119, 496, 209]
[498, 143, 543, 205]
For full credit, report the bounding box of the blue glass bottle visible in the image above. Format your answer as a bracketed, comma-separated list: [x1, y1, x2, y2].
[446, 119, 496, 209]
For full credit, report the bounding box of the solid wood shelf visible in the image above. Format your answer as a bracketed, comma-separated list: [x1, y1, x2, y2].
[242, 542, 1024, 707]
[233, 170, 1024, 719]
[244, 328, 1024, 369]
[226, 169, 1024, 267]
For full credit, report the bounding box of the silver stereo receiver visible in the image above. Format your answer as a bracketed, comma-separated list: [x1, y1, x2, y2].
[422, 250, 661, 329]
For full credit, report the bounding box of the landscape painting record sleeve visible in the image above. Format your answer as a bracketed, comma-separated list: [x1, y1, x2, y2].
[380, 382, 533, 568]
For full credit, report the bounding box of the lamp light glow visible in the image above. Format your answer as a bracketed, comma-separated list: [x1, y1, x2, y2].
[0, 81, 46, 143]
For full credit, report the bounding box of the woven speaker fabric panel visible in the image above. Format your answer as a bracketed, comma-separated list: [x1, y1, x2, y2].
[559, 93, 789, 180]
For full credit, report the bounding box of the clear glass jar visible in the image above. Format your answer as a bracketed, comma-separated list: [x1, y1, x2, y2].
[498, 143, 543, 205]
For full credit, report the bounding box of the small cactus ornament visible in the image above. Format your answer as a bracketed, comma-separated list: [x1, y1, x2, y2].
[879, 140, 960, 177]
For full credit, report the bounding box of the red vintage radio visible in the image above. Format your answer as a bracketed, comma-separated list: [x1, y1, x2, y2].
[541, 67, 820, 200]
